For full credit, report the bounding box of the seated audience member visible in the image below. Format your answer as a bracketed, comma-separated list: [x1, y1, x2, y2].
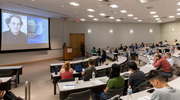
[150, 43, 155, 49]
[144, 48, 152, 55]
[156, 49, 162, 54]
[91, 47, 96, 53]
[163, 40, 168, 46]
[113, 47, 118, 53]
[173, 39, 179, 45]
[153, 53, 172, 77]
[170, 46, 175, 54]
[165, 52, 174, 67]
[130, 47, 136, 60]
[119, 44, 123, 50]
[173, 47, 180, 56]
[128, 62, 146, 93]
[129, 43, 133, 48]
[97, 48, 101, 56]
[124, 46, 128, 51]
[99, 50, 107, 65]
[82, 59, 97, 81]
[106, 46, 111, 52]
[59, 61, 73, 79]
[122, 48, 128, 58]
[141, 42, 144, 48]
[134, 43, 138, 49]
[146, 70, 180, 100]
[158, 41, 164, 47]
[95, 64, 125, 100]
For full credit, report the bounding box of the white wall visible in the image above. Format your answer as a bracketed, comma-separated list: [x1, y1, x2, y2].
[64, 22, 161, 50]
[0, 18, 64, 66]
[161, 22, 180, 44]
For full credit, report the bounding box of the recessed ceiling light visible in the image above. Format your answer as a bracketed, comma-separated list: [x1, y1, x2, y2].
[32, 0, 35, 1]
[109, 16, 114, 19]
[150, 11, 156, 14]
[177, 13, 180, 15]
[98, 0, 103, 1]
[62, 5, 64, 7]
[157, 20, 162, 23]
[80, 19, 86, 21]
[69, 2, 79, 6]
[128, 14, 133, 17]
[139, 0, 148, 3]
[177, 8, 180, 11]
[88, 15, 94, 17]
[87, 9, 95, 12]
[116, 19, 121, 21]
[169, 16, 175, 18]
[110, 4, 118, 8]
[156, 18, 161, 20]
[99, 13, 106, 16]
[153, 15, 159, 18]
[93, 18, 98, 21]
[138, 20, 142, 22]
[134, 17, 138, 19]
[178, 2, 180, 5]
[120, 10, 127, 13]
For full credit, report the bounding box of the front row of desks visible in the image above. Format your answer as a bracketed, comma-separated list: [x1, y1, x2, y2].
[56, 64, 155, 100]
[0, 77, 12, 92]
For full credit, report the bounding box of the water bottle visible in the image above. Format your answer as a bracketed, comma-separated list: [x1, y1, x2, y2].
[54, 66, 58, 75]
[127, 86, 132, 100]
[92, 71, 95, 80]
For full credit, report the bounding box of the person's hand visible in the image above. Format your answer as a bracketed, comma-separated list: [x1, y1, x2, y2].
[62, 65, 65, 68]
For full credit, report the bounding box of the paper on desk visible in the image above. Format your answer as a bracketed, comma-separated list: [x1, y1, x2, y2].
[92, 80, 104, 85]
[63, 84, 76, 89]
[137, 96, 150, 100]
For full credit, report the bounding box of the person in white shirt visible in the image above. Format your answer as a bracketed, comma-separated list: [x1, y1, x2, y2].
[143, 44, 149, 51]
[165, 52, 174, 67]
[173, 47, 180, 56]
[146, 70, 180, 100]
[173, 39, 179, 45]
[106, 46, 110, 52]
[163, 40, 168, 46]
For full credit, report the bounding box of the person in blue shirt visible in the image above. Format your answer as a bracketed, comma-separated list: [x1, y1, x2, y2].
[134, 43, 138, 49]
[130, 47, 136, 60]
[129, 43, 133, 48]
[113, 47, 118, 53]
[99, 50, 107, 65]
[144, 48, 152, 55]
[170, 46, 175, 54]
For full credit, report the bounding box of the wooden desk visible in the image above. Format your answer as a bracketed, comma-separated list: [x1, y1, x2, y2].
[0, 66, 23, 83]
[0, 77, 12, 91]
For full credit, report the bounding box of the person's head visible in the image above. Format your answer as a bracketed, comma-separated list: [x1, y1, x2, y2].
[176, 47, 180, 51]
[171, 46, 175, 50]
[123, 48, 126, 52]
[164, 40, 167, 42]
[175, 39, 177, 42]
[120, 44, 122, 46]
[135, 43, 137, 46]
[64, 61, 71, 71]
[98, 48, 100, 51]
[141, 42, 144, 45]
[146, 70, 166, 89]
[145, 48, 149, 52]
[151, 43, 154, 46]
[131, 43, 133, 46]
[93, 47, 95, 50]
[124, 46, 128, 49]
[6, 15, 23, 35]
[107, 46, 109, 48]
[165, 52, 171, 58]
[145, 44, 148, 47]
[154, 53, 161, 60]
[110, 64, 120, 79]
[128, 62, 138, 72]
[88, 59, 94, 67]
[114, 47, 117, 50]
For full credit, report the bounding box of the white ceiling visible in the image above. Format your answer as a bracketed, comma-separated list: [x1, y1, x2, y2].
[0, 0, 180, 23]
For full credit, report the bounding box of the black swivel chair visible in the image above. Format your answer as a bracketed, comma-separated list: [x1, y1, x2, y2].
[105, 86, 125, 99]
[67, 89, 91, 100]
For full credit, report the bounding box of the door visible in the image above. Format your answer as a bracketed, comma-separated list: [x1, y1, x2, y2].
[69, 33, 85, 57]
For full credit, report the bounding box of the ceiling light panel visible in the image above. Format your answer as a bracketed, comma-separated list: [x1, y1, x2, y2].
[99, 13, 106, 16]
[134, 17, 138, 19]
[153, 15, 159, 18]
[87, 9, 95, 12]
[120, 10, 127, 13]
[139, 0, 148, 3]
[110, 4, 118, 8]
[116, 19, 121, 21]
[93, 18, 98, 21]
[169, 16, 175, 18]
[150, 11, 156, 14]
[128, 14, 134, 17]
[69, 2, 79, 6]
[80, 19, 86, 21]
[88, 15, 94, 17]
[109, 16, 114, 19]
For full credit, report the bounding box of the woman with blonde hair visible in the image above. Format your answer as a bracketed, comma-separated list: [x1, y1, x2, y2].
[59, 61, 73, 79]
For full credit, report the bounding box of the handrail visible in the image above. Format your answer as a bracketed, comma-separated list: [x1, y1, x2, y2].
[25, 81, 31, 100]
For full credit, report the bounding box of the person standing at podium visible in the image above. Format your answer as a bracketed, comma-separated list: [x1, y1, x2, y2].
[63, 43, 67, 48]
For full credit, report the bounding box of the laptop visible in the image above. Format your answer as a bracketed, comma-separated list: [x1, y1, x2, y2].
[75, 65, 82, 72]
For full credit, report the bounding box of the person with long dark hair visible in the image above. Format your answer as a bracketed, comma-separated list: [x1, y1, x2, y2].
[99, 50, 106, 65]
[95, 64, 125, 100]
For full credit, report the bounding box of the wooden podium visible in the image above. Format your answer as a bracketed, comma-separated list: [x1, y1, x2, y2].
[63, 47, 73, 60]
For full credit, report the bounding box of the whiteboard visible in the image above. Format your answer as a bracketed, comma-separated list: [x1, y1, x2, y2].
[50, 37, 63, 49]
